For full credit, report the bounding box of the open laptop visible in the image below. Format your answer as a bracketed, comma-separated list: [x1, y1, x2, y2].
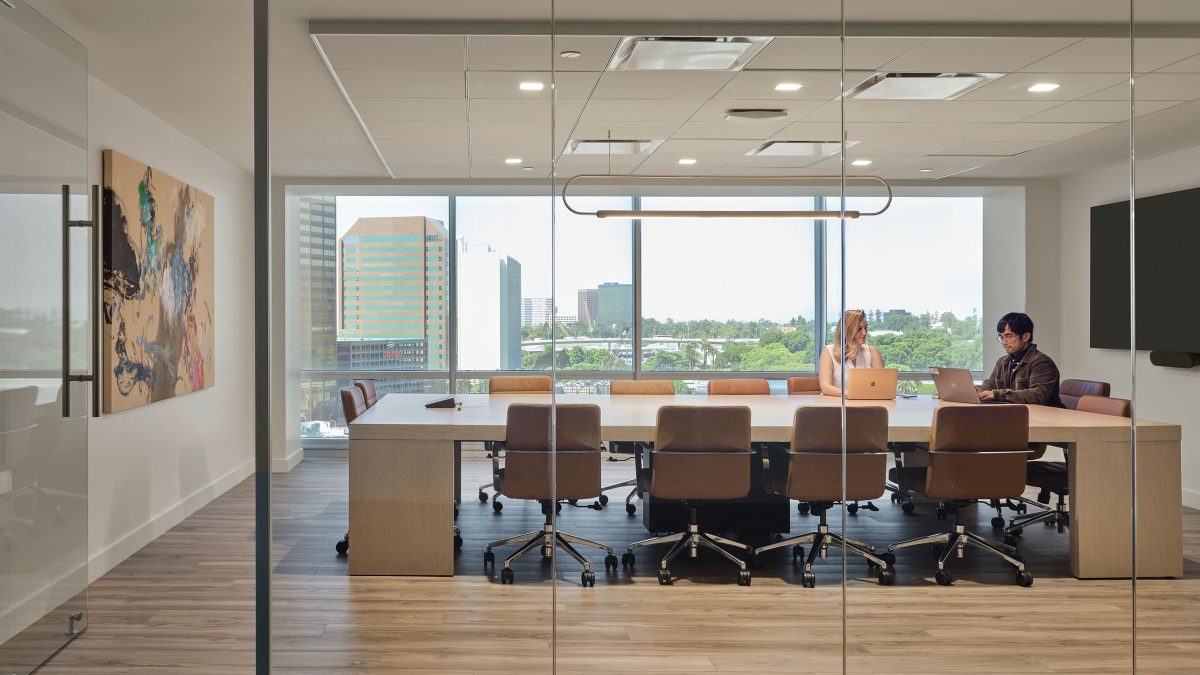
[930, 367, 993, 404]
[845, 368, 899, 400]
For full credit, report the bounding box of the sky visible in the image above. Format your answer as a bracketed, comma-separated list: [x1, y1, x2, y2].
[335, 194, 982, 323]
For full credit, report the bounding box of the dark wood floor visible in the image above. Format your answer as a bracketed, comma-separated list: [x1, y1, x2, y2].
[38, 452, 1200, 674]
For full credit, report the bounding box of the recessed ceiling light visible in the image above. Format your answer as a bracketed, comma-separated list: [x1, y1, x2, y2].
[505, 158, 522, 165]
[774, 82, 803, 92]
[847, 72, 1001, 100]
[919, 168, 934, 173]
[678, 158, 697, 165]
[725, 108, 788, 121]
[607, 36, 771, 71]
[1027, 82, 1061, 93]
[851, 159, 873, 167]
[519, 81, 545, 91]
[559, 50, 582, 59]
[522, 166, 534, 171]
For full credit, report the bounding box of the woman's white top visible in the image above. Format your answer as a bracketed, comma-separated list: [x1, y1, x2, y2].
[826, 344, 874, 387]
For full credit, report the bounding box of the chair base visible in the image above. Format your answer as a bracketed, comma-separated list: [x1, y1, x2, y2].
[754, 508, 894, 586]
[484, 508, 615, 585]
[625, 507, 752, 585]
[1006, 491, 1069, 537]
[889, 519, 1031, 586]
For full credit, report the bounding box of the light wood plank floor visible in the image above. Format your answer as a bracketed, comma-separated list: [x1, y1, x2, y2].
[40, 452, 1200, 674]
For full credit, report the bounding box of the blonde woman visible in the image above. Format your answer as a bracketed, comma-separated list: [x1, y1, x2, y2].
[819, 309, 885, 397]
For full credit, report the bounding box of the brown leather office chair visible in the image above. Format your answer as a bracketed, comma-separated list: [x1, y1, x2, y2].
[708, 379, 770, 395]
[888, 405, 1035, 586]
[603, 380, 675, 514]
[787, 376, 821, 395]
[1059, 378, 1111, 410]
[753, 406, 895, 587]
[483, 404, 615, 586]
[353, 379, 378, 408]
[1005, 395, 1131, 541]
[479, 376, 554, 510]
[623, 406, 755, 586]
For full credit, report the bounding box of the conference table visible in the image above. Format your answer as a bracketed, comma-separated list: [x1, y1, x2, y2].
[347, 393, 1182, 579]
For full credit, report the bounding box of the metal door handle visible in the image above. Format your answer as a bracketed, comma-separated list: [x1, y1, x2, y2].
[61, 184, 100, 418]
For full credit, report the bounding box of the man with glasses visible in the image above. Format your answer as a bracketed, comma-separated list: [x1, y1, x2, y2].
[978, 312, 1064, 407]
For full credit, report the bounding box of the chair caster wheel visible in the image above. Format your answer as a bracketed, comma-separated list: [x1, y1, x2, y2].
[599, 494, 610, 506]
[625, 503, 637, 515]
[1009, 526, 1023, 537]
[658, 569, 673, 585]
[901, 502, 915, 514]
[991, 516, 1005, 530]
[581, 570, 596, 587]
[484, 549, 495, 566]
[500, 568, 514, 584]
[801, 571, 816, 588]
[335, 539, 349, 556]
[791, 545, 804, 563]
[478, 491, 489, 503]
[798, 502, 811, 515]
[935, 569, 954, 586]
[881, 552, 896, 566]
[621, 552, 635, 569]
[1045, 517, 1057, 527]
[847, 503, 859, 515]
[877, 567, 895, 586]
[890, 492, 901, 504]
[1016, 571, 1034, 587]
[604, 554, 618, 572]
[454, 534, 463, 549]
[492, 500, 503, 513]
[737, 569, 752, 586]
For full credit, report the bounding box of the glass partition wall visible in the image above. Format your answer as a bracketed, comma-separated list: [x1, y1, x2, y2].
[268, 0, 1193, 671]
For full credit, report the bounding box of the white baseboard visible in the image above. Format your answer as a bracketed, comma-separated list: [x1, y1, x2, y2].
[88, 458, 254, 584]
[1184, 486, 1200, 511]
[273, 446, 304, 473]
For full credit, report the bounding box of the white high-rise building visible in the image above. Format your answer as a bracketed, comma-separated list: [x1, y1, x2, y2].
[457, 240, 522, 370]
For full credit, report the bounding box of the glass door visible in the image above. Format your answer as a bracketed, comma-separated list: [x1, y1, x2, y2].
[0, 1, 91, 672]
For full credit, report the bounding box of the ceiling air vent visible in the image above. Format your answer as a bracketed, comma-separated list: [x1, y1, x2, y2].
[564, 139, 664, 155]
[846, 72, 1001, 100]
[746, 140, 860, 157]
[607, 36, 771, 71]
[725, 108, 788, 121]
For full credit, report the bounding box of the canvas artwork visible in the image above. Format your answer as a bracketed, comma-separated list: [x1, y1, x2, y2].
[101, 149, 215, 413]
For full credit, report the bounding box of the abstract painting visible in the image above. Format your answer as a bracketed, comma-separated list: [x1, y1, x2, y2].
[102, 150, 214, 413]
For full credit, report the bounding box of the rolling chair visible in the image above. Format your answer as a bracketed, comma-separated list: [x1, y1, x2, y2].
[1059, 378, 1111, 410]
[786, 376, 821, 395]
[623, 405, 755, 586]
[601, 380, 675, 514]
[335, 386, 462, 556]
[1005, 395, 1130, 542]
[753, 406, 896, 587]
[353, 378, 378, 407]
[888, 405, 1035, 587]
[478, 375, 553, 511]
[708, 379, 770, 395]
[483, 403, 616, 586]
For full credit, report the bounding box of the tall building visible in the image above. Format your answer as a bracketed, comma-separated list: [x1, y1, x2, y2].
[577, 288, 598, 328]
[340, 216, 448, 368]
[521, 297, 554, 328]
[596, 281, 633, 328]
[298, 196, 339, 426]
[457, 240, 522, 370]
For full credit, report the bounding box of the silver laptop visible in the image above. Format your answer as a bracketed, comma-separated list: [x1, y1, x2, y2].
[845, 368, 899, 400]
[929, 367, 988, 404]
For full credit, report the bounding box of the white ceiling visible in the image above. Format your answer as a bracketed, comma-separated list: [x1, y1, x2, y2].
[25, 0, 1200, 182]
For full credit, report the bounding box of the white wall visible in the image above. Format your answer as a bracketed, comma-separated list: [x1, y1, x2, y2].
[87, 76, 255, 581]
[1059, 144, 1200, 508]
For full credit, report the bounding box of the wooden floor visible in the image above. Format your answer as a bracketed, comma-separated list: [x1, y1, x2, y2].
[39, 452, 1200, 674]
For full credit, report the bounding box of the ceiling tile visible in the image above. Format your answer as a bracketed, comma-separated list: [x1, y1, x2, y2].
[376, 136, 468, 156]
[934, 140, 1053, 156]
[365, 119, 467, 141]
[804, 99, 945, 123]
[960, 72, 1127, 101]
[553, 154, 645, 170]
[1085, 73, 1200, 101]
[846, 138, 958, 156]
[688, 99, 821, 123]
[774, 121, 896, 141]
[883, 156, 1001, 180]
[466, 36, 620, 71]
[911, 100, 1061, 123]
[1022, 99, 1182, 122]
[974, 122, 1110, 142]
[673, 121, 789, 140]
[353, 98, 467, 122]
[591, 71, 735, 100]
[882, 37, 1081, 73]
[466, 71, 600, 99]
[715, 70, 873, 100]
[1159, 53, 1200, 73]
[806, 155, 909, 173]
[468, 98, 584, 122]
[876, 122, 999, 141]
[470, 121, 552, 157]
[317, 35, 466, 71]
[637, 139, 763, 168]
[746, 37, 926, 71]
[336, 70, 465, 98]
[390, 167, 471, 179]
[571, 121, 682, 139]
[469, 165, 553, 179]
[579, 98, 706, 122]
[381, 153, 468, 168]
[1023, 38, 1200, 73]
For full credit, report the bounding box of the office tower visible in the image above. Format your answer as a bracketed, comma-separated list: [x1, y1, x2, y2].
[457, 240, 522, 370]
[596, 282, 633, 328]
[298, 196, 339, 424]
[521, 297, 554, 328]
[340, 216, 448, 368]
[577, 288, 598, 328]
